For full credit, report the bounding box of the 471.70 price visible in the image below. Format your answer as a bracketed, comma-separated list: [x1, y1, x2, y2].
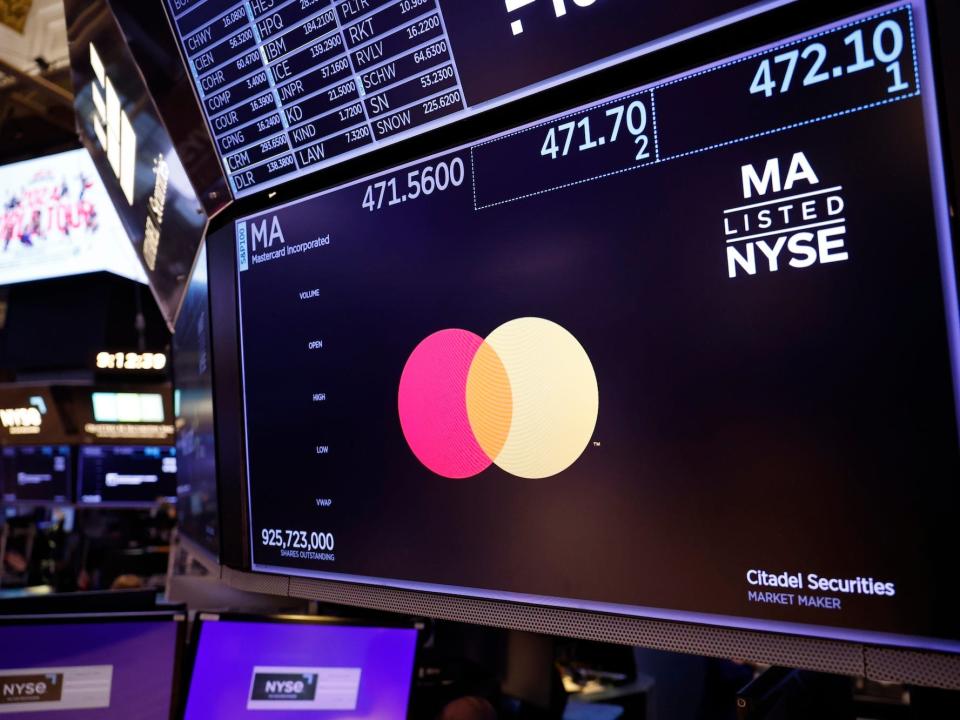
[540, 98, 651, 162]
[261, 528, 335, 552]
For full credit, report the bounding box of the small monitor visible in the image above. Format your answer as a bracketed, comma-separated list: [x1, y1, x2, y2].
[185, 614, 418, 719]
[76, 446, 176, 507]
[0, 611, 184, 718]
[0, 446, 71, 504]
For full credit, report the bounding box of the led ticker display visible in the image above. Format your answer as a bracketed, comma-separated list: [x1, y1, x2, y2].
[162, 0, 788, 197]
[233, 2, 960, 649]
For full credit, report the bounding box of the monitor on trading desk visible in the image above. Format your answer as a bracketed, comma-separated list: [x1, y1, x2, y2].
[185, 613, 418, 719]
[76, 445, 177, 507]
[0, 446, 71, 505]
[0, 611, 184, 719]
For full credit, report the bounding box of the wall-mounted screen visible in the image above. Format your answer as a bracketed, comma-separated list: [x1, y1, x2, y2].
[0, 613, 183, 719]
[0, 149, 146, 286]
[233, 2, 960, 652]
[0, 446, 71, 504]
[162, 0, 792, 197]
[184, 614, 417, 719]
[174, 242, 219, 556]
[76, 445, 177, 507]
[91, 392, 166, 423]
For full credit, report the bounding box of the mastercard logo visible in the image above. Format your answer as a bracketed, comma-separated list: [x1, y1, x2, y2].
[398, 318, 599, 479]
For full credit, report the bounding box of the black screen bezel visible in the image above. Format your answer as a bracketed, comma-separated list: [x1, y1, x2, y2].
[204, 0, 960, 655]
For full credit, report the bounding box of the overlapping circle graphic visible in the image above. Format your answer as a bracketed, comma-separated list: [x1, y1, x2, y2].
[398, 318, 599, 479]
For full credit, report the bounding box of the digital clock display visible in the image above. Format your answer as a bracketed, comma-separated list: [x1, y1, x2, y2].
[232, 2, 960, 650]
[96, 351, 168, 371]
[162, 0, 788, 197]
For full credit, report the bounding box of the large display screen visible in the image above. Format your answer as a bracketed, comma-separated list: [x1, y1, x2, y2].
[184, 615, 417, 719]
[0, 615, 181, 719]
[0, 446, 72, 505]
[162, 0, 791, 197]
[76, 446, 178, 507]
[174, 242, 219, 555]
[234, 2, 960, 651]
[0, 150, 146, 286]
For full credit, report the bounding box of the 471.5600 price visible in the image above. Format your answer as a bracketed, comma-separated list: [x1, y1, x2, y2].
[361, 157, 465, 212]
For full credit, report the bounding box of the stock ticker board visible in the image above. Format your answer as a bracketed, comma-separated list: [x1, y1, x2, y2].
[163, 0, 787, 196]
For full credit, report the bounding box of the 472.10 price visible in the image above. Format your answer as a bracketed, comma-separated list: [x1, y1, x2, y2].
[749, 17, 912, 98]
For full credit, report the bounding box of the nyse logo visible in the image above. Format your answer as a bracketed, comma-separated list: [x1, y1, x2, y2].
[250, 672, 317, 702]
[89, 44, 137, 205]
[0, 674, 63, 705]
[250, 215, 285, 251]
[723, 152, 848, 278]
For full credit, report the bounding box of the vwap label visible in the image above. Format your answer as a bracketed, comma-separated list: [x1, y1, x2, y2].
[723, 151, 849, 278]
[0, 674, 62, 705]
[247, 666, 362, 711]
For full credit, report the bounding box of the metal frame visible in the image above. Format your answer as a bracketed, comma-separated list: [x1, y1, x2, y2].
[216, 566, 960, 689]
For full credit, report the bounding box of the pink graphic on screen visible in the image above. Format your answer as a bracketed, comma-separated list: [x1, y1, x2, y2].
[397, 329, 493, 479]
[397, 319, 598, 480]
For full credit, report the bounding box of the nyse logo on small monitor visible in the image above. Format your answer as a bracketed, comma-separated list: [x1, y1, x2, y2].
[247, 666, 362, 711]
[249, 672, 318, 702]
[723, 152, 849, 278]
[0, 674, 63, 705]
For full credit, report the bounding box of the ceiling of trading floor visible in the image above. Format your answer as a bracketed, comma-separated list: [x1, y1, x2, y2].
[0, 0, 77, 165]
